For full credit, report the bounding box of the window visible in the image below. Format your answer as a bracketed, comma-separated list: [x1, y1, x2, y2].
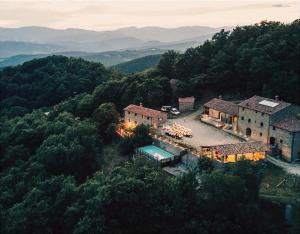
[260, 132, 262, 136]
[147, 117, 150, 120]
[273, 126, 276, 131]
[128, 111, 130, 114]
[261, 113, 264, 116]
[248, 118, 251, 123]
[135, 113, 137, 116]
[256, 111, 258, 114]
[241, 116, 244, 120]
[260, 122, 263, 127]
[242, 108, 245, 111]
[135, 121, 137, 124]
[280, 139, 283, 144]
[142, 115, 143, 118]
[128, 118, 131, 122]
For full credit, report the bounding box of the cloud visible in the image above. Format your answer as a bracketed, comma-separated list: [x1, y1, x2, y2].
[272, 4, 290, 7]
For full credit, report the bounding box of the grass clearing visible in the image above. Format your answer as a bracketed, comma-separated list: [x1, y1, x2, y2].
[260, 162, 300, 205]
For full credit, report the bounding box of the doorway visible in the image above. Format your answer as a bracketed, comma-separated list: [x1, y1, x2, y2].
[246, 128, 252, 137]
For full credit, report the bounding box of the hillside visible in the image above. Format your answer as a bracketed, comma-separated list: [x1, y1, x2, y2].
[0, 41, 64, 57]
[156, 20, 300, 104]
[112, 54, 162, 73]
[0, 48, 165, 68]
[0, 55, 114, 118]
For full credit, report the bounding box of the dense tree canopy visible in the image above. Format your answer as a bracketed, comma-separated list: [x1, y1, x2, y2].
[0, 55, 114, 118]
[0, 158, 286, 234]
[157, 20, 300, 104]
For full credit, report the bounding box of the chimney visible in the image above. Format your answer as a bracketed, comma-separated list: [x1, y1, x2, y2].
[275, 95, 279, 101]
[140, 102, 143, 107]
[218, 95, 222, 100]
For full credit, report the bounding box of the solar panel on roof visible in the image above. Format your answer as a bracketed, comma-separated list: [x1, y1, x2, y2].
[259, 100, 279, 107]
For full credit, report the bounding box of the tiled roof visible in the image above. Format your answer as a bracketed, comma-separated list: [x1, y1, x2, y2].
[204, 98, 238, 116]
[212, 142, 269, 156]
[179, 96, 195, 103]
[238, 95, 291, 115]
[272, 117, 300, 132]
[123, 104, 163, 117]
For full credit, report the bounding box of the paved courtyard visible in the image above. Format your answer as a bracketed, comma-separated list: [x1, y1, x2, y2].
[165, 111, 243, 148]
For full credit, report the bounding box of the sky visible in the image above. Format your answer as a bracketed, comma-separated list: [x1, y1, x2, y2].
[0, 0, 299, 30]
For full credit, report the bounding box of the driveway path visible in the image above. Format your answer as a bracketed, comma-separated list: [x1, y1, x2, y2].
[267, 156, 300, 176]
[167, 111, 243, 148]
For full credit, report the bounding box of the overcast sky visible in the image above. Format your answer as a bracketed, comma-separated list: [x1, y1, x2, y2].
[0, 0, 299, 30]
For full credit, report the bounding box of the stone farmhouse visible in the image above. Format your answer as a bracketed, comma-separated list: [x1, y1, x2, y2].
[123, 103, 167, 129]
[204, 95, 300, 162]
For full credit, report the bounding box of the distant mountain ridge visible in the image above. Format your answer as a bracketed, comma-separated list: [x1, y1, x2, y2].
[0, 26, 228, 57]
[0, 48, 165, 68]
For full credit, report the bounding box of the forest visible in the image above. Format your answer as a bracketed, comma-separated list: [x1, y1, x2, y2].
[0, 20, 300, 234]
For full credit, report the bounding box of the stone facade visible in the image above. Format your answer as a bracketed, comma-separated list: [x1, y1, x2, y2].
[237, 96, 300, 162]
[205, 95, 300, 162]
[237, 106, 270, 143]
[269, 126, 294, 161]
[292, 132, 300, 162]
[123, 104, 167, 128]
[178, 97, 195, 112]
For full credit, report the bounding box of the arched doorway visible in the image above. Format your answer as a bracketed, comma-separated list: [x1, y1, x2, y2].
[269, 137, 276, 146]
[246, 128, 252, 137]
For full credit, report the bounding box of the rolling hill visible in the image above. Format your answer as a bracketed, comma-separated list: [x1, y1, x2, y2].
[112, 54, 162, 73]
[0, 48, 165, 68]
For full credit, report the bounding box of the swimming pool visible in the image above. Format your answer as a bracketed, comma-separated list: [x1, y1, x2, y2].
[138, 145, 175, 161]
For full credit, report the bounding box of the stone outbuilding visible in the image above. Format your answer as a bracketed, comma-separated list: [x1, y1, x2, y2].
[178, 96, 195, 112]
[202, 141, 268, 163]
[203, 98, 238, 130]
[123, 104, 167, 129]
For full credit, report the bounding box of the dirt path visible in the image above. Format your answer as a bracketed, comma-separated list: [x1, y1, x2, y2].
[267, 156, 300, 176]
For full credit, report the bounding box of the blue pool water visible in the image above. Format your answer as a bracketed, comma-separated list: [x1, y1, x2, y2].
[138, 145, 174, 160]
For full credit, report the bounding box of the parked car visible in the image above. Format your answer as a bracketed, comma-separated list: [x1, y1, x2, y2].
[170, 108, 180, 115]
[161, 105, 172, 112]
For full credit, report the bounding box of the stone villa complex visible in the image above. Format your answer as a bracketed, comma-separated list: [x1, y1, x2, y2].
[204, 95, 300, 162]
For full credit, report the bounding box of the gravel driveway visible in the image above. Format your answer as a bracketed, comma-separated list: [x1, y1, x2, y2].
[166, 111, 243, 148]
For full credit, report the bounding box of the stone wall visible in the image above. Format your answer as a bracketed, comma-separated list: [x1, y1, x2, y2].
[179, 102, 194, 112]
[292, 132, 300, 162]
[269, 127, 294, 161]
[208, 108, 220, 119]
[124, 111, 152, 127]
[237, 106, 270, 143]
[124, 111, 167, 128]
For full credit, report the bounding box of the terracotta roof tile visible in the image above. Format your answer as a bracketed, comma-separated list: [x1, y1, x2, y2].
[212, 142, 269, 156]
[179, 96, 195, 103]
[272, 117, 300, 132]
[238, 95, 291, 115]
[123, 104, 163, 117]
[204, 98, 238, 116]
